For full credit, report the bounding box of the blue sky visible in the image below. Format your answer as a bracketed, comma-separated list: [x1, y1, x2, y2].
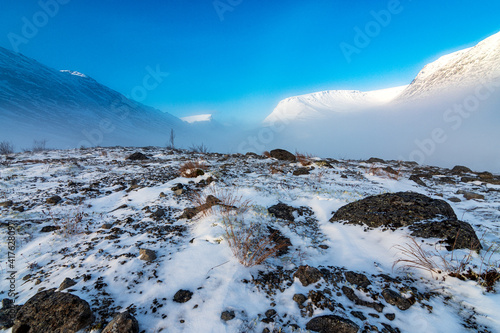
[1, 0, 499, 124]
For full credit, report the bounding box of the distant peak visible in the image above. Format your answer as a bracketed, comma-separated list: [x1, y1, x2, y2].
[60, 70, 87, 78]
[181, 114, 213, 124]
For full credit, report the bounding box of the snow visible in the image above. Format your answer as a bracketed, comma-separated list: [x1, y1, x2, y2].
[0, 147, 499, 332]
[181, 114, 213, 124]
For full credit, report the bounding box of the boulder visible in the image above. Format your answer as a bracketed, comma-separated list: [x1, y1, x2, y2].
[220, 310, 235, 321]
[381, 289, 412, 311]
[102, 311, 139, 333]
[139, 249, 156, 261]
[330, 192, 456, 228]
[306, 315, 359, 333]
[268, 203, 297, 222]
[293, 265, 322, 287]
[58, 278, 76, 291]
[269, 149, 296, 162]
[409, 219, 482, 250]
[173, 289, 193, 303]
[12, 289, 94, 333]
[0, 299, 21, 329]
[126, 152, 149, 161]
[46, 195, 62, 205]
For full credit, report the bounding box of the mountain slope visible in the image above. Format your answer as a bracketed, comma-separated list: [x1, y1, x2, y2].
[0, 47, 185, 149]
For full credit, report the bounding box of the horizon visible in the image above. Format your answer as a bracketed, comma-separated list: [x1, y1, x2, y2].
[1, 1, 499, 124]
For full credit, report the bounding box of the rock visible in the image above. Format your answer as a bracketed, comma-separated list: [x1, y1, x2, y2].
[477, 171, 493, 180]
[46, 195, 62, 205]
[101, 223, 113, 229]
[451, 165, 472, 174]
[268, 203, 297, 222]
[385, 313, 396, 321]
[351, 311, 366, 321]
[41, 226, 60, 233]
[0, 299, 21, 329]
[126, 152, 149, 161]
[0, 200, 13, 207]
[171, 183, 184, 192]
[150, 208, 165, 221]
[269, 149, 296, 162]
[13, 206, 24, 212]
[315, 160, 333, 168]
[139, 249, 156, 261]
[448, 197, 461, 203]
[220, 310, 235, 321]
[367, 157, 385, 163]
[293, 265, 322, 287]
[293, 294, 307, 305]
[58, 278, 76, 291]
[102, 311, 139, 333]
[179, 207, 199, 219]
[409, 219, 482, 251]
[457, 190, 485, 200]
[381, 289, 412, 311]
[344, 271, 371, 289]
[265, 309, 277, 318]
[267, 226, 292, 256]
[330, 192, 457, 228]
[12, 289, 94, 333]
[293, 167, 311, 176]
[173, 289, 193, 303]
[409, 175, 426, 187]
[306, 315, 359, 333]
[342, 286, 384, 313]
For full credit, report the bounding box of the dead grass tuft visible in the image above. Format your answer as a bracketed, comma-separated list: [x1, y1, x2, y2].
[295, 152, 313, 166]
[180, 161, 208, 178]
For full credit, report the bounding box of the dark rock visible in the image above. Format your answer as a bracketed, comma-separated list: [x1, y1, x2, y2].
[12, 289, 94, 333]
[267, 227, 292, 256]
[461, 176, 479, 183]
[101, 223, 113, 229]
[13, 206, 24, 212]
[126, 152, 149, 161]
[46, 195, 62, 205]
[351, 311, 366, 321]
[381, 323, 401, 333]
[0, 200, 13, 207]
[293, 294, 307, 305]
[306, 315, 359, 333]
[269, 149, 296, 162]
[330, 192, 457, 228]
[102, 311, 139, 333]
[477, 171, 493, 180]
[367, 157, 385, 163]
[150, 208, 165, 221]
[409, 219, 482, 251]
[344, 271, 371, 289]
[448, 197, 461, 203]
[457, 190, 485, 200]
[409, 175, 426, 187]
[220, 310, 235, 321]
[315, 160, 333, 168]
[171, 183, 184, 191]
[268, 203, 297, 222]
[139, 249, 156, 261]
[293, 168, 311, 176]
[41, 226, 60, 233]
[179, 207, 199, 219]
[58, 278, 76, 291]
[381, 289, 412, 311]
[385, 313, 396, 321]
[451, 165, 472, 174]
[293, 265, 322, 287]
[342, 286, 383, 313]
[173, 289, 193, 303]
[0, 299, 21, 329]
[265, 309, 277, 318]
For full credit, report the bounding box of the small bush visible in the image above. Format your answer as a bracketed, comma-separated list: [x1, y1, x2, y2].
[0, 141, 14, 155]
[32, 139, 48, 152]
[180, 161, 208, 178]
[190, 143, 210, 154]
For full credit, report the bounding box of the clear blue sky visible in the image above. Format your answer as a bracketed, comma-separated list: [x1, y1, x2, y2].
[1, 0, 499, 124]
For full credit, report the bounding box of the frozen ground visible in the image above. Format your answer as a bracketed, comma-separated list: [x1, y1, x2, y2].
[0, 147, 499, 332]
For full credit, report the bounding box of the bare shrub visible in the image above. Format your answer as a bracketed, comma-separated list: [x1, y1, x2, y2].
[189, 143, 210, 154]
[32, 139, 48, 152]
[0, 141, 14, 155]
[295, 152, 313, 166]
[179, 161, 208, 178]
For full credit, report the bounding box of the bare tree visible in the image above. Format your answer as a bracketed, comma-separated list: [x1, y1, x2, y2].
[0, 141, 14, 155]
[168, 129, 176, 149]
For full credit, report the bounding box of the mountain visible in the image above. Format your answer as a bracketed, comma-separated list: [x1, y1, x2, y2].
[0, 47, 186, 149]
[259, 31, 500, 172]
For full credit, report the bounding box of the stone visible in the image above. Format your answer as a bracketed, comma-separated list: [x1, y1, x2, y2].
[41, 226, 60, 233]
[139, 249, 156, 261]
[102, 311, 139, 333]
[409, 219, 482, 251]
[268, 203, 297, 222]
[330, 192, 457, 228]
[306, 315, 359, 333]
[293, 294, 307, 305]
[293, 265, 322, 287]
[173, 289, 193, 303]
[58, 278, 76, 291]
[381, 289, 412, 311]
[293, 168, 311, 176]
[448, 197, 461, 203]
[269, 149, 296, 162]
[220, 310, 235, 321]
[46, 195, 62, 205]
[126, 152, 149, 161]
[409, 175, 426, 187]
[385, 313, 396, 321]
[150, 208, 165, 221]
[0, 200, 13, 207]
[12, 289, 94, 333]
[457, 190, 485, 200]
[344, 271, 371, 289]
[451, 165, 472, 174]
[0, 299, 21, 329]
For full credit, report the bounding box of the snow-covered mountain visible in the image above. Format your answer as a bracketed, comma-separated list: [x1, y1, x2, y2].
[259, 31, 500, 172]
[0, 47, 186, 149]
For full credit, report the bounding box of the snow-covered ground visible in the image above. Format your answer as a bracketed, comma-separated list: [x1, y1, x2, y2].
[1, 147, 499, 332]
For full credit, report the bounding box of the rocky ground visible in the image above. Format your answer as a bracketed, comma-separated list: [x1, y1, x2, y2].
[0, 147, 499, 333]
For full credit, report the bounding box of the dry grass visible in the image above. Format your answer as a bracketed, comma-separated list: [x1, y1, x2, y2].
[179, 161, 208, 178]
[263, 151, 271, 158]
[188, 187, 251, 218]
[366, 163, 402, 180]
[393, 236, 500, 291]
[295, 152, 313, 166]
[222, 214, 289, 267]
